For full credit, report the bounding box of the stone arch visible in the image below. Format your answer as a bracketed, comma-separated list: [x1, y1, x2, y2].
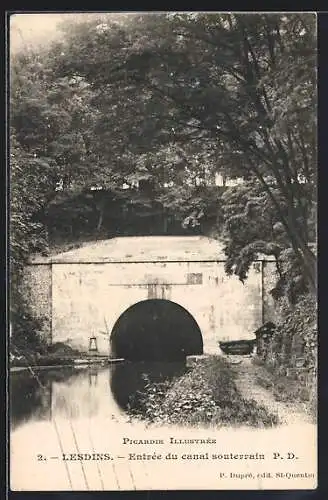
[110, 299, 203, 361]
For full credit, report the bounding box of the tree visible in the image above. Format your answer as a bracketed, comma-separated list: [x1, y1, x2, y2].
[11, 13, 317, 301]
[220, 177, 316, 302]
[56, 12, 316, 294]
[10, 45, 100, 345]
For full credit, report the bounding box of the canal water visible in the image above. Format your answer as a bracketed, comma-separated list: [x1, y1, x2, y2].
[9, 362, 317, 491]
[10, 361, 187, 432]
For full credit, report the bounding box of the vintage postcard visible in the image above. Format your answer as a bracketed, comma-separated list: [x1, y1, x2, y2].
[9, 11, 317, 491]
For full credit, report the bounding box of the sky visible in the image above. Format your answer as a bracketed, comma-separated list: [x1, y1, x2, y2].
[10, 14, 70, 53]
[9, 12, 130, 54]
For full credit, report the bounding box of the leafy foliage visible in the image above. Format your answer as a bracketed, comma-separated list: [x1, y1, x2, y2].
[48, 12, 316, 294]
[10, 12, 317, 314]
[276, 293, 317, 369]
[129, 356, 278, 427]
[254, 293, 317, 416]
[10, 50, 97, 347]
[220, 178, 316, 301]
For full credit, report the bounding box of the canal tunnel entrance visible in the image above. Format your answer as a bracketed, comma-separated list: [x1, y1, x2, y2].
[110, 299, 203, 361]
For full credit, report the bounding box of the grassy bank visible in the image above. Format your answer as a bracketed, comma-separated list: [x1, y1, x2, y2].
[129, 356, 278, 428]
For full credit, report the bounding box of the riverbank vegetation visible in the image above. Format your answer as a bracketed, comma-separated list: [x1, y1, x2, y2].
[10, 13, 317, 379]
[128, 356, 278, 427]
[10, 341, 82, 368]
[253, 294, 317, 418]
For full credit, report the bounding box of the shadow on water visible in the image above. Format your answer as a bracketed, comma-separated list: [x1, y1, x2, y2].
[10, 361, 187, 430]
[110, 360, 187, 413]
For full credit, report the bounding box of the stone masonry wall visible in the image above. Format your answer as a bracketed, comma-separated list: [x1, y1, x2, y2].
[50, 260, 263, 355]
[21, 260, 272, 355]
[22, 264, 52, 343]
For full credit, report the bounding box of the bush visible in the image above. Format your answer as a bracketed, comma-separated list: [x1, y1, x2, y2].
[277, 294, 317, 371]
[255, 293, 317, 412]
[46, 342, 80, 357]
[10, 307, 46, 356]
[129, 356, 278, 428]
[10, 341, 81, 367]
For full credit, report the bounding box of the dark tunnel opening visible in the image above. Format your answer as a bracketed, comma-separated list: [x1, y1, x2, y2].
[110, 299, 203, 361]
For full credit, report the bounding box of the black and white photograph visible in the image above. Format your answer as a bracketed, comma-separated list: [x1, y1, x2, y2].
[9, 11, 317, 491]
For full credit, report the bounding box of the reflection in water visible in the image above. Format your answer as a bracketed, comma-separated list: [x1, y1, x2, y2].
[110, 361, 187, 412]
[10, 361, 187, 432]
[10, 367, 77, 430]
